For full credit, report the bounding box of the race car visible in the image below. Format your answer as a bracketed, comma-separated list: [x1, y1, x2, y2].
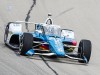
[4, 14, 92, 64]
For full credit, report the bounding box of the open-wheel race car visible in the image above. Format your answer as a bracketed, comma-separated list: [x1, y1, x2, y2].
[4, 14, 92, 64]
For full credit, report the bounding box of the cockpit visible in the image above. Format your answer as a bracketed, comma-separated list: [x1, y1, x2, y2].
[44, 25, 61, 37]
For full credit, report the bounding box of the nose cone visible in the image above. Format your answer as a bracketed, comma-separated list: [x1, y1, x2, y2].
[49, 37, 65, 57]
[55, 48, 65, 56]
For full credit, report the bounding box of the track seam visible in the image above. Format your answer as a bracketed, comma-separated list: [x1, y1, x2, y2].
[40, 56, 59, 75]
[25, 0, 36, 22]
[25, 0, 36, 31]
[25, 0, 58, 75]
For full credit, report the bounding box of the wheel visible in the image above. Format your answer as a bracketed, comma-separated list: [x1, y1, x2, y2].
[4, 25, 9, 43]
[19, 33, 33, 55]
[78, 40, 92, 63]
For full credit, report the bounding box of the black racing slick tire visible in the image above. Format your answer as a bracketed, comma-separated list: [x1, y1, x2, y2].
[20, 33, 33, 55]
[4, 24, 9, 43]
[78, 40, 92, 63]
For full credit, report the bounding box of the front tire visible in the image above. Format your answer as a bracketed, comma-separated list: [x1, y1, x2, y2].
[78, 40, 92, 63]
[20, 33, 33, 55]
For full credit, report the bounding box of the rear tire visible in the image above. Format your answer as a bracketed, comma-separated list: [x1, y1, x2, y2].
[20, 33, 33, 55]
[78, 40, 92, 63]
[4, 25, 9, 43]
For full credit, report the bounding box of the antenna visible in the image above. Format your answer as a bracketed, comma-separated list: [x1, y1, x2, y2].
[48, 13, 52, 17]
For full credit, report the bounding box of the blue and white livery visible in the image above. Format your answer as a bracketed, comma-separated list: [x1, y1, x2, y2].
[4, 14, 92, 64]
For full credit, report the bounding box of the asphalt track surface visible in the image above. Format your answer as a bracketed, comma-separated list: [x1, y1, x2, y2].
[0, 0, 100, 75]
